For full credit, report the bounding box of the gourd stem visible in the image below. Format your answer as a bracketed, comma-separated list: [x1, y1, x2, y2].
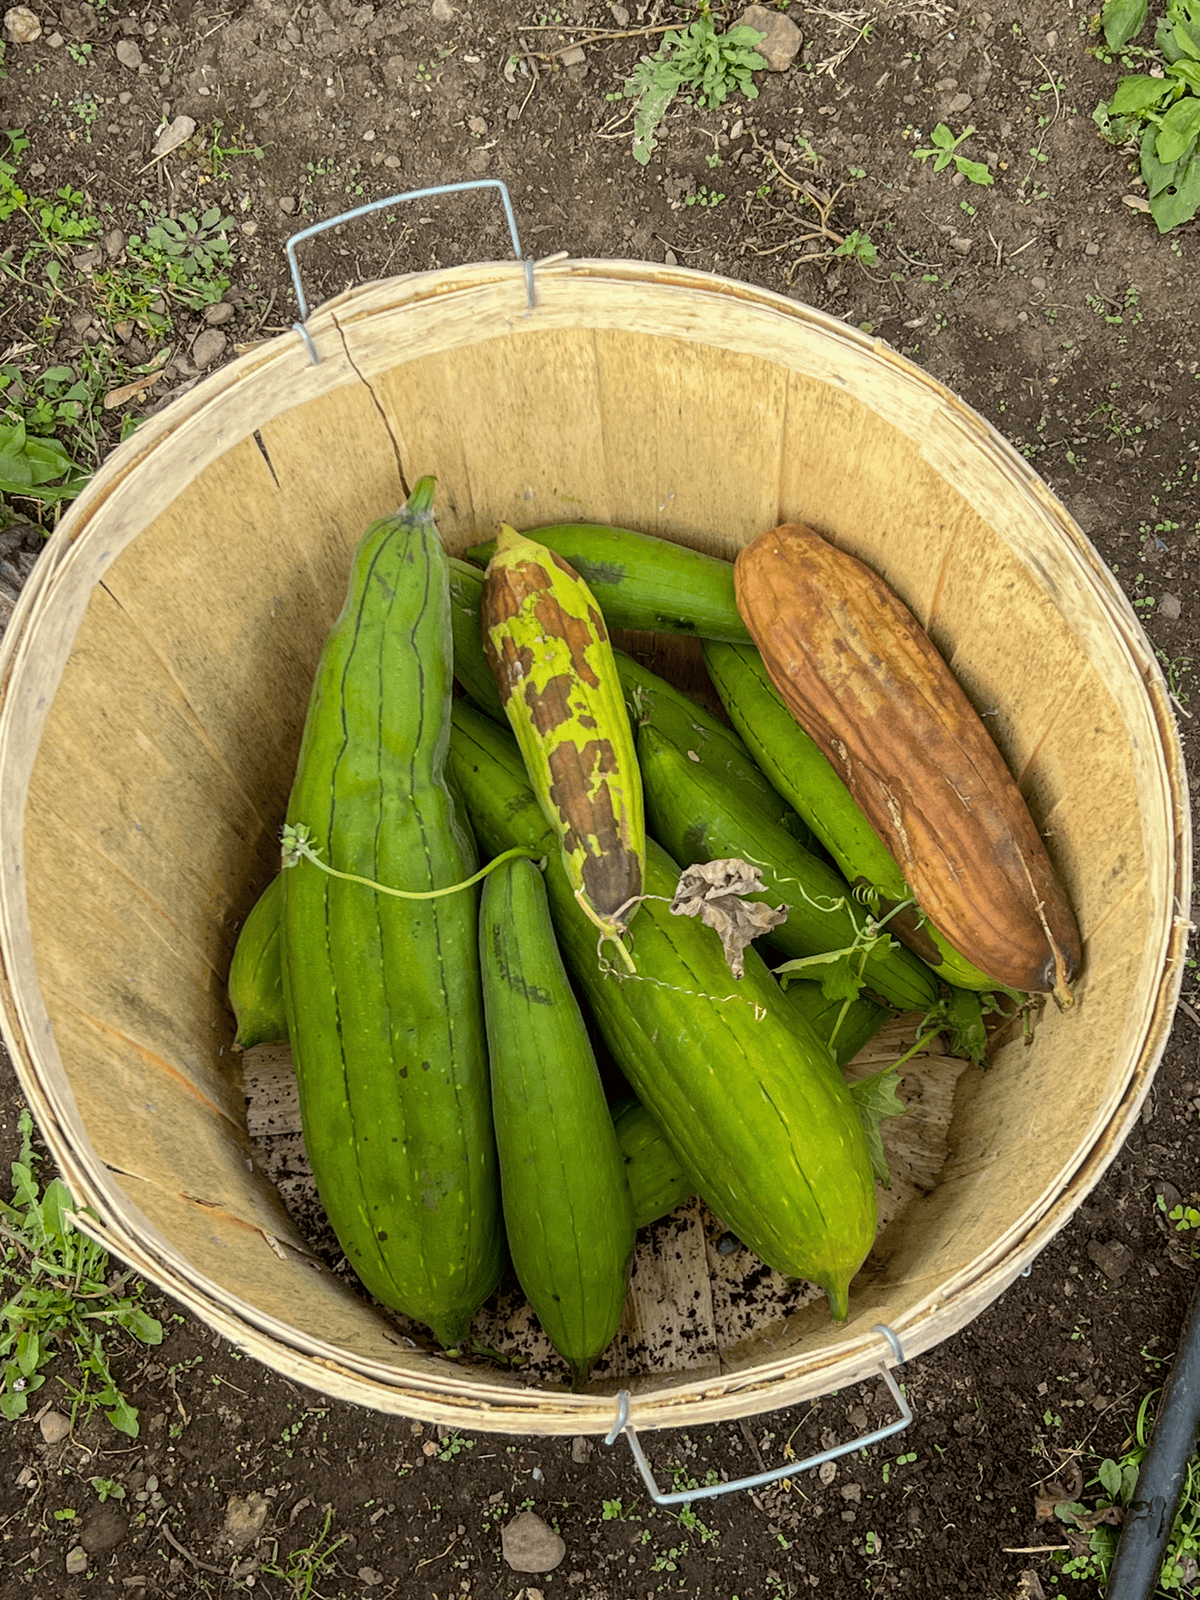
[282, 826, 544, 899]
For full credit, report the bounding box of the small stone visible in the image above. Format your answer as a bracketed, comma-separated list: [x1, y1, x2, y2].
[384, 154, 401, 168]
[1085, 241, 1100, 256]
[1159, 593, 1183, 620]
[736, 4, 801, 71]
[570, 1436, 592, 1464]
[65, 1547, 88, 1576]
[467, 116, 487, 136]
[818, 1459, 837, 1485]
[151, 114, 196, 158]
[241, 219, 259, 237]
[431, 0, 456, 20]
[3, 6, 41, 44]
[362, 129, 376, 141]
[1087, 1238, 1132, 1281]
[116, 38, 143, 69]
[1045, 30, 1058, 47]
[278, 195, 297, 214]
[204, 300, 236, 325]
[663, 248, 678, 266]
[950, 236, 973, 255]
[608, 2, 629, 23]
[39, 1409, 71, 1444]
[81, 1505, 127, 1555]
[47, 30, 63, 46]
[947, 91, 972, 113]
[559, 44, 585, 69]
[1031, 275, 1047, 292]
[191, 328, 227, 369]
[730, 118, 744, 139]
[216, 1492, 269, 1553]
[501, 1510, 566, 1574]
[357, 1569, 384, 1586]
[72, 248, 104, 272]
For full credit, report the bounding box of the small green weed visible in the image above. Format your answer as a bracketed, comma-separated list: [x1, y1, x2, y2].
[621, 7, 767, 166]
[261, 1505, 346, 1600]
[912, 124, 995, 185]
[1052, 1390, 1200, 1593]
[1157, 1194, 1200, 1230]
[126, 206, 234, 312]
[1094, 0, 1200, 231]
[437, 1428, 475, 1461]
[0, 1109, 163, 1435]
[834, 228, 878, 265]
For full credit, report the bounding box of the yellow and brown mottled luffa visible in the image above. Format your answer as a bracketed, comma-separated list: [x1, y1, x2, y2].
[481, 524, 645, 960]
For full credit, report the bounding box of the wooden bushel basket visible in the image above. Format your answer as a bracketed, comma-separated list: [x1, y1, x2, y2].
[0, 257, 1189, 1438]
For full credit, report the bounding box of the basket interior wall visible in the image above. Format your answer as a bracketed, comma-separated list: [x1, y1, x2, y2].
[14, 306, 1177, 1400]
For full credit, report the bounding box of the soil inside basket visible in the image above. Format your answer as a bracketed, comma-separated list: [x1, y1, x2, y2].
[1, 3, 1198, 1599]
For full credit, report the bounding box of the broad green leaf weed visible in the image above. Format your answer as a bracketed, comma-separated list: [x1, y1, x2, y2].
[0, 1109, 163, 1435]
[1095, 0, 1200, 231]
[621, 11, 767, 166]
[911, 124, 995, 185]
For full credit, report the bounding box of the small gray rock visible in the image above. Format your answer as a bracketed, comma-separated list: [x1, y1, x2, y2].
[946, 91, 972, 114]
[81, 1504, 127, 1555]
[39, 1408, 71, 1444]
[1158, 593, 1183, 620]
[570, 1436, 592, 1464]
[204, 300, 236, 325]
[191, 328, 227, 369]
[1087, 1238, 1132, 1281]
[151, 114, 196, 158]
[4, 6, 41, 44]
[116, 38, 143, 69]
[736, 5, 801, 72]
[501, 1510, 566, 1574]
[950, 236, 973, 255]
[431, 0, 456, 21]
[65, 1546, 89, 1575]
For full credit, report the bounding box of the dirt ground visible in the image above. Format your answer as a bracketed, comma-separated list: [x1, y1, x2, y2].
[1, 1, 1199, 1597]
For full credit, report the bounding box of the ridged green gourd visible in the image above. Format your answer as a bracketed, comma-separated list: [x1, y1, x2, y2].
[467, 522, 751, 642]
[480, 856, 635, 1386]
[636, 721, 941, 1015]
[281, 478, 504, 1348]
[447, 699, 876, 1322]
[228, 873, 287, 1049]
[610, 1097, 695, 1230]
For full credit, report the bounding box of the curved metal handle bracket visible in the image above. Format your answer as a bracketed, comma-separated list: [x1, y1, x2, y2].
[604, 1324, 912, 1507]
[285, 179, 531, 364]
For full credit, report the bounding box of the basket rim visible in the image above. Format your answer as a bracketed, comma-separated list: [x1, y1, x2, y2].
[0, 257, 1190, 1433]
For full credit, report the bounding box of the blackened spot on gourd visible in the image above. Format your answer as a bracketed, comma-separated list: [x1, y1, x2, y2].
[489, 923, 554, 1004]
[420, 1059, 432, 1071]
[376, 1230, 388, 1242]
[571, 557, 625, 590]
